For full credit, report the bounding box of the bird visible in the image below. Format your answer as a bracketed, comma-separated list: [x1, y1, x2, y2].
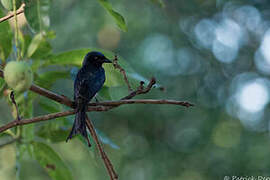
[66, 51, 112, 146]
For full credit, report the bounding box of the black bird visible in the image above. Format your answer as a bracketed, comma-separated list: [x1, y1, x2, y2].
[66, 51, 112, 146]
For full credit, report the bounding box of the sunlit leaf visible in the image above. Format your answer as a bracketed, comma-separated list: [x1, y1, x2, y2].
[24, 0, 50, 32]
[98, 0, 127, 32]
[27, 33, 52, 59]
[44, 49, 126, 87]
[33, 142, 73, 180]
[0, 9, 12, 62]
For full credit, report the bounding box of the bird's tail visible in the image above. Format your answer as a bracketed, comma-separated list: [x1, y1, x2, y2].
[66, 107, 91, 146]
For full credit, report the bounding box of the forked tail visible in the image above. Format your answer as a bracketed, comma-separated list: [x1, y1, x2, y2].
[66, 107, 91, 146]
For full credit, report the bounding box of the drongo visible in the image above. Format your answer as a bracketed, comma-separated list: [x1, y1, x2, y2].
[66, 51, 112, 146]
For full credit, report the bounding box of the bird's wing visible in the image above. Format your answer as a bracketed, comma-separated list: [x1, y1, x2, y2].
[74, 69, 105, 102]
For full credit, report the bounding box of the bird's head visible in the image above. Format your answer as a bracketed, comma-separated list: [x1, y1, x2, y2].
[83, 51, 112, 67]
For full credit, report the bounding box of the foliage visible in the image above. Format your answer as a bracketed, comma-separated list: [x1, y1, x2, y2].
[1, 0, 270, 180]
[0, 0, 133, 179]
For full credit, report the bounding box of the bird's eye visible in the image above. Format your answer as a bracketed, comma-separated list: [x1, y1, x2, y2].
[94, 56, 98, 60]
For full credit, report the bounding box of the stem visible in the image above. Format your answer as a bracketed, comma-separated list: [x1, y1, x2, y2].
[0, 3, 25, 23]
[12, 0, 20, 60]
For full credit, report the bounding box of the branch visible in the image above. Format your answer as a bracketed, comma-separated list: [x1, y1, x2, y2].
[0, 110, 75, 133]
[121, 77, 156, 100]
[89, 99, 194, 107]
[113, 54, 132, 92]
[0, 3, 25, 23]
[0, 63, 193, 180]
[86, 116, 118, 180]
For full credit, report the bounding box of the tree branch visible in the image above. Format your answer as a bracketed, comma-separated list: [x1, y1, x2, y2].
[0, 3, 25, 23]
[89, 99, 194, 107]
[86, 116, 118, 180]
[0, 110, 75, 133]
[0, 62, 193, 180]
[113, 54, 132, 92]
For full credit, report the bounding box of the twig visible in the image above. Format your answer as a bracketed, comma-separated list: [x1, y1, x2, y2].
[0, 66, 193, 180]
[121, 77, 156, 100]
[0, 98, 193, 133]
[0, 110, 75, 133]
[89, 99, 194, 107]
[30, 84, 73, 107]
[86, 116, 118, 180]
[0, 3, 25, 23]
[113, 54, 132, 92]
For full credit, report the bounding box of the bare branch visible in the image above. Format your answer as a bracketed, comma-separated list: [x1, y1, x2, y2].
[86, 116, 118, 180]
[0, 110, 75, 133]
[89, 99, 194, 107]
[30, 84, 73, 107]
[113, 54, 132, 92]
[121, 77, 156, 100]
[0, 3, 25, 23]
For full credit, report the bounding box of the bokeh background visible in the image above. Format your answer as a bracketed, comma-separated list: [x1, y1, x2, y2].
[2, 0, 270, 179]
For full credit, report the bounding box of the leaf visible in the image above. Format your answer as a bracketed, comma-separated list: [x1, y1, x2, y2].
[35, 71, 70, 89]
[0, 9, 12, 61]
[33, 142, 73, 180]
[0, 79, 6, 99]
[18, 32, 32, 58]
[21, 92, 34, 142]
[27, 33, 52, 59]
[44, 49, 91, 66]
[24, 0, 50, 32]
[149, 0, 165, 8]
[97, 86, 111, 100]
[37, 128, 69, 143]
[44, 49, 126, 87]
[98, 0, 127, 32]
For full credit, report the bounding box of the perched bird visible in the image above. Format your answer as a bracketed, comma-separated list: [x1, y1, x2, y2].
[66, 51, 112, 146]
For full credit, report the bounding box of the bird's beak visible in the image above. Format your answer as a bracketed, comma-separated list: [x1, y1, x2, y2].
[103, 58, 112, 63]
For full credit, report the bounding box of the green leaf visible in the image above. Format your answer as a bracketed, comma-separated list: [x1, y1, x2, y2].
[35, 71, 70, 89]
[97, 86, 111, 100]
[98, 0, 127, 32]
[44, 48, 126, 87]
[38, 97, 68, 126]
[44, 49, 91, 66]
[18, 32, 32, 58]
[33, 142, 73, 180]
[24, 0, 50, 32]
[27, 33, 52, 59]
[0, 9, 12, 62]
[0, 79, 6, 99]
[37, 128, 69, 143]
[1, 0, 22, 10]
[149, 0, 165, 8]
[21, 92, 34, 142]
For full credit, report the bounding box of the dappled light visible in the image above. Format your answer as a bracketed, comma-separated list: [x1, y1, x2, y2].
[2, 0, 270, 180]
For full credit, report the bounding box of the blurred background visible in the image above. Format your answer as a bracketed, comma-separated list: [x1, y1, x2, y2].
[2, 0, 270, 179]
